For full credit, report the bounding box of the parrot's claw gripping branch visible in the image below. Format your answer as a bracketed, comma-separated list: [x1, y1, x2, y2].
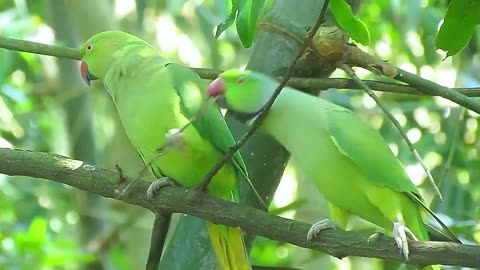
[307, 219, 337, 243]
[197, 0, 331, 192]
[147, 177, 179, 198]
[393, 222, 418, 261]
[164, 129, 185, 152]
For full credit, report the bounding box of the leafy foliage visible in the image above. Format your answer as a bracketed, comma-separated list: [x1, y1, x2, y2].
[1, 216, 94, 269]
[330, 0, 370, 45]
[0, 0, 479, 269]
[435, 0, 480, 57]
[215, 0, 265, 48]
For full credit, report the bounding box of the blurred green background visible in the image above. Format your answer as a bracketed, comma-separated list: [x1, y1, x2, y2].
[0, 0, 478, 269]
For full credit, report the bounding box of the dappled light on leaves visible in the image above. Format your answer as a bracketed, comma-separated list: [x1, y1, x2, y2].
[272, 164, 298, 219]
[0, 0, 479, 269]
[405, 164, 426, 186]
[114, 0, 135, 17]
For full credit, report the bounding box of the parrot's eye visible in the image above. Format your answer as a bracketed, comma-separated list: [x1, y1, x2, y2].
[86, 45, 93, 51]
[236, 77, 246, 84]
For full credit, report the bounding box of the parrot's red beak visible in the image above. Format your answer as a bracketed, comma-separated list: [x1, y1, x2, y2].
[80, 60, 98, 86]
[207, 78, 225, 98]
[207, 78, 229, 108]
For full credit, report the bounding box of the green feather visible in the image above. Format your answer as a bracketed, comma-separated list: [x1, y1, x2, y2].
[81, 31, 252, 270]
[165, 62, 262, 205]
[216, 69, 460, 249]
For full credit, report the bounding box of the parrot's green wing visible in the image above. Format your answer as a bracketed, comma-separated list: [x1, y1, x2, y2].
[165, 63, 260, 204]
[325, 106, 459, 241]
[106, 58, 253, 270]
[325, 107, 420, 195]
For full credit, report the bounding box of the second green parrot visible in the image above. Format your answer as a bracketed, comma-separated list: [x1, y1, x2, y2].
[207, 69, 459, 269]
[80, 31, 251, 270]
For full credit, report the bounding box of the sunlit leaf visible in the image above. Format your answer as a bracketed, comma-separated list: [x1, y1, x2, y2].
[435, 0, 480, 57]
[330, 0, 370, 45]
[27, 217, 47, 244]
[43, 248, 95, 266]
[215, 0, 265, 47]
[215, 0, 238, 39]
[0, 50, 14, 86]
[236, 0, 265, 47]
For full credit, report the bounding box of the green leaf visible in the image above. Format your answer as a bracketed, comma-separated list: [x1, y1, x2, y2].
[215, 0, 239, 39]
[27, 217, 47, 245]
[214, 0, 265, 47]
[330, 0, 371, 45]
[236, 0, 265, 47]
[435, 0, 480, 57]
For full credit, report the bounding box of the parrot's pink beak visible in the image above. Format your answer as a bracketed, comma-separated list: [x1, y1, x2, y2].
[207, 78, 225, 98]
[80, 60, 98, 86]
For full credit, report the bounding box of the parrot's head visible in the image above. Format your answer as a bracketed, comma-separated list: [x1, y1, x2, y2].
[207, 69, 276, 115]
[80, 31, 143, 85]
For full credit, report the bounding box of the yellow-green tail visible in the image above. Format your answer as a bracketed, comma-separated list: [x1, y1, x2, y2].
[206, 222, 251, 270]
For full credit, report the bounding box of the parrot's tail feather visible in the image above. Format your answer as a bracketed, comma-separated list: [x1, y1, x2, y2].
[407, 193, 460, 243]
[206, 222, 251, 270]
[405, 209, 430, 242]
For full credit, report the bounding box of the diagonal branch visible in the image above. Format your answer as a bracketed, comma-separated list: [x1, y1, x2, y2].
[340, 64, 442, 200]
[0, 148, 479, 268]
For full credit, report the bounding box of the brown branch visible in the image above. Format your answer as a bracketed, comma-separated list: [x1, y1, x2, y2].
[0, 35, 80, 60]
[343, 44, 480, 113]
[0, 148, 478, 268]
[284, 77, 480, 97]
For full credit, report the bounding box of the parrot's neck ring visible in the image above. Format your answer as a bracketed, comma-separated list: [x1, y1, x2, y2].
[229, 109, 261, 124]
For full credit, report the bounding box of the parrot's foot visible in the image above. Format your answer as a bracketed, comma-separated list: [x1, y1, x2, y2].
[307, 219, 336, 242]
[165, 128, 185, 149]
[115, 164, 126, 183]
[393, 222, 418, 261]
[147, 177, 179, 198]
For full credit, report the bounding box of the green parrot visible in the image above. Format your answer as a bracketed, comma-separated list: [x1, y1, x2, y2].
[80, 31, 252, 270]
[207, 69, 459, 269]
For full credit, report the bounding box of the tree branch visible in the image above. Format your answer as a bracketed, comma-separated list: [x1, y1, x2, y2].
[0, 35, 80, 60]
[1, 35, 480, 98]
[0, 148, 478, 268]
[343, 44, 480, 113]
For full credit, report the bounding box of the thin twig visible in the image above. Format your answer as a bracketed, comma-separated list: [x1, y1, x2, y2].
[343, 44, 480, 114]
[439, 108, 465, 187]
[395, 69, 480, 114]
[87, 211, 145, 254]
[283, 78, 480, 97]
[340, 64, 443, 200]
[2, 36, 480, 97]
[196, 1, 331, 190]
[0, 35, 80, 59]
